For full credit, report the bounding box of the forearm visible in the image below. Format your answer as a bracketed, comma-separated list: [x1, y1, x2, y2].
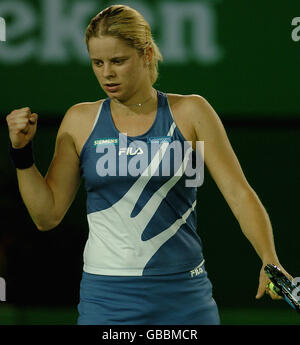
[231, 188, 280, 265]
[16, 165, 58, 230]
[7, 106, 81, 231]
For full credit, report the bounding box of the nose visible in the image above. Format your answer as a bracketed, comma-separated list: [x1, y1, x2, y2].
[103, 62, 116, 79]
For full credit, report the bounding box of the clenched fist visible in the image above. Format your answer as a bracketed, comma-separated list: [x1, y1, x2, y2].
[6, 107, 38, 149]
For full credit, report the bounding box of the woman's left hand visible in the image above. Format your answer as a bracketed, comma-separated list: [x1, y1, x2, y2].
[255, 263, 293, 300]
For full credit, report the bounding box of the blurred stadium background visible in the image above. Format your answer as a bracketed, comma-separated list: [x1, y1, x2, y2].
[0, 0, 300, 325]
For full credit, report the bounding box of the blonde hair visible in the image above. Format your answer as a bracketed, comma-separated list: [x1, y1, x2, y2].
[85, 4, 163, 85]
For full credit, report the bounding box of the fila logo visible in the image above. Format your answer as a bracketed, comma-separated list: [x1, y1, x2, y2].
[190, 260, 204, 278]
[119, 147, 144, 156]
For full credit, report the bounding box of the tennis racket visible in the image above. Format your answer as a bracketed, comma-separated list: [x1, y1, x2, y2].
[264, 264, 300, 313]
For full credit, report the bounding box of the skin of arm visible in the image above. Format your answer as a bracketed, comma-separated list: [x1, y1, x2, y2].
[14, 105, 83, 231]
[186, 94, 292, 299]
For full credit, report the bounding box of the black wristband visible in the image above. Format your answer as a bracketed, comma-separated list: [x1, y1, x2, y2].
[9, 141, 34, 169]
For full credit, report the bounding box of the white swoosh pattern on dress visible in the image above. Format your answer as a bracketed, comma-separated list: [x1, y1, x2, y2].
[84, 122, 197, 276]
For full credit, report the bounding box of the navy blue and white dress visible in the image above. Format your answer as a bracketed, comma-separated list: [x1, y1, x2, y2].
[77, 90, 220, 325]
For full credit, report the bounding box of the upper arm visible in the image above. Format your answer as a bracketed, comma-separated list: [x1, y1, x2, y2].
[44, 105, 83, 223]
[190, 95, 253, 208]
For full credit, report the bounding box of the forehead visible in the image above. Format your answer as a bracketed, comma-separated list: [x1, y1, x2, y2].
[88, 35, 137, 59]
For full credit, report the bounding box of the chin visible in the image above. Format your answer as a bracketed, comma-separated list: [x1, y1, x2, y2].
[110, 90, 131, 103]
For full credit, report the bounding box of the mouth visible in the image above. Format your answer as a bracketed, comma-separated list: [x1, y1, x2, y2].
[104, 83, 120, 92]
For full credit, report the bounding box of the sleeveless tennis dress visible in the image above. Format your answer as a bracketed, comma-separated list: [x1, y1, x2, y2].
[77, 90, 220, 325]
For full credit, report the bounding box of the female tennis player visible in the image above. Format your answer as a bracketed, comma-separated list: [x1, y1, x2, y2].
[6, 5, 292, 324]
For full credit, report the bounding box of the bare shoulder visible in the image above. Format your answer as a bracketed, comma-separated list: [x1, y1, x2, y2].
[57, 99, 105, 156]
[166, 93, 222, 141]
[166, 93, 217, 141]
[167, 93, 213, 118]
[59, 100, 104, 133]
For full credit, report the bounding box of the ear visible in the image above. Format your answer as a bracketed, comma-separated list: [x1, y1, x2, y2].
[144, 45, 153, 66]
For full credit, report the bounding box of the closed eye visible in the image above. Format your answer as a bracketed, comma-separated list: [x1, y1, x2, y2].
[91, 57, 128, 66]
[92, 60, 103, 67]
[112, 58, 127, 64]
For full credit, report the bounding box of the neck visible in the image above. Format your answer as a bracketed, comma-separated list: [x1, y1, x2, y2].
[111, 87, 157, 113]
